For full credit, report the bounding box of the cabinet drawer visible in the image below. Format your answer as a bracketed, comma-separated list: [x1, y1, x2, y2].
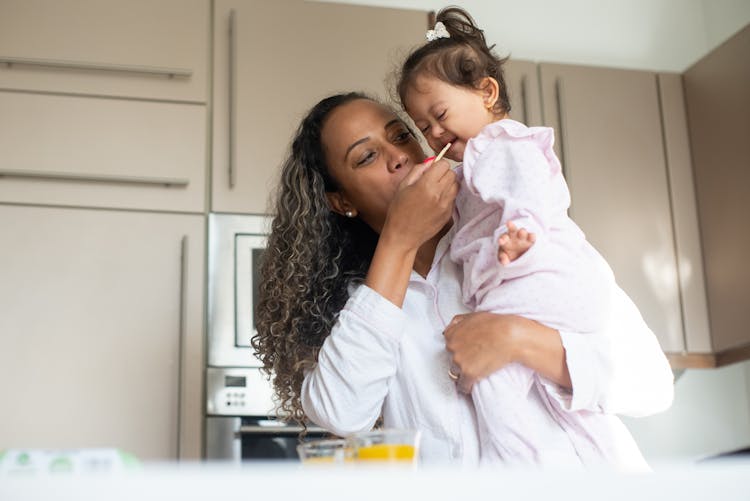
[0, 91, 206, 212]
[0, 0, 209, 102]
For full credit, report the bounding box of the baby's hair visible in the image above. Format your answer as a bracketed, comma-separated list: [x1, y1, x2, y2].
[397, 6, 511, 116]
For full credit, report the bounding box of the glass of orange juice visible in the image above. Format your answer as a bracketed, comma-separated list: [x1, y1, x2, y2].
[348, 429, 420, 464]
[297, 439, 352, 464]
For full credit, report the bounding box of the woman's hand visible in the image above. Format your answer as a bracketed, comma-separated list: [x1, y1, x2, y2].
[444, 312, 571, 393]
[366, 159, 457, 307]
[443, 312, 523, 393]
[381, 159, 457, 252]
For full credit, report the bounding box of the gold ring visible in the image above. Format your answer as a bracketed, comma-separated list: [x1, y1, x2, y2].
[447, 368, 460, 381]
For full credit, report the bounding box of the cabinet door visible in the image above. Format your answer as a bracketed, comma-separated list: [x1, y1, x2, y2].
[212, 0, 426, 214]
[539, 63, 684, 353]
[0, 91, 206, 212]
[658, 73, 711, 357]
[504, 60, 543, 126]
[0, 206, 205, 460]
[0, 0, 209, 103]
[684, 25, 750, 357]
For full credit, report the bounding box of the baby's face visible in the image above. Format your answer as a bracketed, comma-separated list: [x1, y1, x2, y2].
[404, 75, 495, 162]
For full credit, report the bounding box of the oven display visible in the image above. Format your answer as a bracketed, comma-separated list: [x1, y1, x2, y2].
[225, 375, 247, 388]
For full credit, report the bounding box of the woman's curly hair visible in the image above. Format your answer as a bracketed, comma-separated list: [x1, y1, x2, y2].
[252, 92, 380, 426]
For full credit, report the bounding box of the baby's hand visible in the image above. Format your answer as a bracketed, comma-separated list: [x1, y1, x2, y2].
[498, 221, 536, 265]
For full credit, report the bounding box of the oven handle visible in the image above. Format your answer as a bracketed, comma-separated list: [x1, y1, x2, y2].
[236, 425, 327, 437]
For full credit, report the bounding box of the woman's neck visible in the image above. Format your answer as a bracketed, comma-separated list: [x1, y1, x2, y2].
[413, 222, 452, 278]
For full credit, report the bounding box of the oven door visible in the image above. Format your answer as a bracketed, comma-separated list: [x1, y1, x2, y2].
[206, 363, 330, 461]
[206, 417, 329, 461]
[207, 213, 269, 368]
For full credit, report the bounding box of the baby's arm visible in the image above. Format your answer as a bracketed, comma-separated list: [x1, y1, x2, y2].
[461, 131, 569, 282]
[497, 220, 536, 265]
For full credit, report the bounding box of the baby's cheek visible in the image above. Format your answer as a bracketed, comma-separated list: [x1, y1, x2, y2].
[447, 145, 464, 162]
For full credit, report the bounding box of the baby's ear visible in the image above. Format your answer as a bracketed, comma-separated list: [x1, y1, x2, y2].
[480, 77, 500, 109]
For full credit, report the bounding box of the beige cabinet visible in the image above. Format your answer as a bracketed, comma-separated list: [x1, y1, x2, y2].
[504, 59, 543, 126]
[658, 72, 713, 367]
[211, 0, 426, 214]
[0, 91, 206, 212]
[0, 0, 210, 103]
[0, 205, 205, 460]
[538, 63, 685, 354]
[678, 25, 750, 367]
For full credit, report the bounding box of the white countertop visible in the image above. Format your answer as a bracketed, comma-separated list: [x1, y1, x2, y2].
[2, 460, 750, 501]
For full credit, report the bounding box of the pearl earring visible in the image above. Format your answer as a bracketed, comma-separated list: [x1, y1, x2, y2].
[345, 210, 354, 218]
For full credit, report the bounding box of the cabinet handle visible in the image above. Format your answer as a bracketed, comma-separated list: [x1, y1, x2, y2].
[237, 425, 327, 436]
[228, 9, 237, 189]
[0, 56, 192, 79]
[554, 78, 570, 181]
[176, 235, 188, 459]
[519, 74, 529, 125]
[0, 169, 189, 187]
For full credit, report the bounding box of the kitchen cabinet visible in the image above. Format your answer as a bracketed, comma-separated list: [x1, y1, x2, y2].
[0, 0, 210, 103]
[211, 0, 426, 214]
[0, 205, 205, 460]
[0, 0, 210, 213]
[677, 25, 750, 367]
[0, 91, 206, 212]
[504, 59, 543, 127]
[658, 72, 713, 367]
[538, 63, 685, 354]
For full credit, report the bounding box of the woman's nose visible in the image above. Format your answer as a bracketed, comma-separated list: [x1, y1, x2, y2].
[386, 146, 408, 173]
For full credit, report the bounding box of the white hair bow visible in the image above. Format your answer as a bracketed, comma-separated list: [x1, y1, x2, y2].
[425, 21, 450, 41]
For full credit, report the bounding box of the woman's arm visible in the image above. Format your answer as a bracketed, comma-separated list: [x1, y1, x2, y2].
[443, 286, 674, 417]
[556, 285, 674, 417]
[366, 159, 457, 306]
[302, 159, 458, 434]
[443, 312, 571, 393]
[301, 284, 406, 436]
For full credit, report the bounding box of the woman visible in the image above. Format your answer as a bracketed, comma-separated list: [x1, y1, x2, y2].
[252, 92, 674, 466]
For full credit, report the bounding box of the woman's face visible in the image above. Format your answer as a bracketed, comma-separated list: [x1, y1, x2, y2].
[321, 99, 426, 233]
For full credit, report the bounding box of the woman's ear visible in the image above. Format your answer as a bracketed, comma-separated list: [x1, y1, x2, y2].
[325, 191, 357, 218]
[479, 77, 500, 110]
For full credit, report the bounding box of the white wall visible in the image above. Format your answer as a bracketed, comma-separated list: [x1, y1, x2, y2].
[622, 362, 750, 462]
[312, 0, 750, 71]
[701, 0, 750, 58]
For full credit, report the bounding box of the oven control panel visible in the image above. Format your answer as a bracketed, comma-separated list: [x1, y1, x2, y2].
[206, 367, 278, 416]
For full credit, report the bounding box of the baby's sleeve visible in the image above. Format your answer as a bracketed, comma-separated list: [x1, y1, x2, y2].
[458, 131, 571, 285]
[462, 130, 569, 235]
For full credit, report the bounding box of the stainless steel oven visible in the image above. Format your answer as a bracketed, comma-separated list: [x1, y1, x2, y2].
[205, 214, 326, 461]
[205, 367, 328, 461]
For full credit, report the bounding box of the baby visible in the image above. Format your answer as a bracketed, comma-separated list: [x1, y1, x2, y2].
[397, 7, 645, 469]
